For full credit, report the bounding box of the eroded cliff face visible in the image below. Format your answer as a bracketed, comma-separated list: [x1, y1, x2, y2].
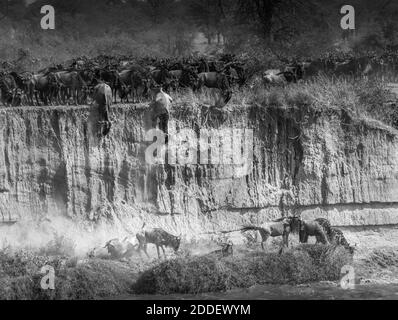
[0, 103, 397, 226]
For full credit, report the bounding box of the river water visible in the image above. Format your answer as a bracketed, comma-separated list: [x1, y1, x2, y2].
[120, 283, 398, 300]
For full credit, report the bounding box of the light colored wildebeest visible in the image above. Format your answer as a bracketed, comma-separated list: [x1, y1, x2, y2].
[241, 217, 297, 250]
[103, 238, 138, 260]
[136, 228, 181, 259]
[92, 83, 113, 136]
[262, 69, 295, 85]
[208, 241, 234, 258]
[149, 87, 173, 133]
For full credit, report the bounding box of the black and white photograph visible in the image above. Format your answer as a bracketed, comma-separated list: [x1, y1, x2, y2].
[0, 0, 397, 305]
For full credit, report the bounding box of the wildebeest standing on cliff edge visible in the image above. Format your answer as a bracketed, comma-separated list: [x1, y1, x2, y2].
[149, 87, 173, 134]
[92, 83, 112, 136]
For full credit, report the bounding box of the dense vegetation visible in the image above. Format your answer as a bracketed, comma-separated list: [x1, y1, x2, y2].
[0, 243, 352, 299]
[0, 0, 397, 70]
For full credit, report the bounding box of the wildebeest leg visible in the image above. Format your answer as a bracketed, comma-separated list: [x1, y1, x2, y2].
[283, 231, 289, 247]
[35, 91, 40, 106]
[73, 88, 78, 106]
[143, 244, 150, 258]
[125, 88, 130, 103]
[156, 245, 161, 259]
[261, 235, 269, 250]
[259, 230, 269, 251]
[161, 245, 166, 259]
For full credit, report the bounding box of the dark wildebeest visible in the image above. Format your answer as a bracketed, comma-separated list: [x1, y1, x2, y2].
[0, 73, 18, 106]
[313, 218, 355, 254]
[92, 83, 113, 136]
[131, 70, 152, 103]
[78, 69, 97, 103]
[197, 72, 232, 105]
[53, 70, 87, 105]
[115, 69, 133, 102]
[283, 64, 304, 82]
[9, 71, 39, 105]
[151, 67, 175, 91]
[328, 227, 356, 254]
[168, 70, 183, 91]
[299, 218, 330, 244]
[30, 72, 60, 105]
[136, 228, 181, 259]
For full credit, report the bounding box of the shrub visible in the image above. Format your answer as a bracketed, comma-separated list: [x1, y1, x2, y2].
[133, 245, 353, 295]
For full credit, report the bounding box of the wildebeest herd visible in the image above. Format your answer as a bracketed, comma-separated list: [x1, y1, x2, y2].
[0, 54, 242, 107]
[96, 216, 355, 261]
[1, 50, 397, 107]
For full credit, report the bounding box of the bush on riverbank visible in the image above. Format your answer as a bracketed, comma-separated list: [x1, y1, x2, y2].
[0, 249, 138, 300]
[0, 244, 356, 298]
[133, 244, 353, 295]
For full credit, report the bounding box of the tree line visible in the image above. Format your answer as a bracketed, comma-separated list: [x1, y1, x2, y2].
[0, 0, 397, 70]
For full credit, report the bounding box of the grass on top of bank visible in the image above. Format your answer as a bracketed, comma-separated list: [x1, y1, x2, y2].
[172, 76, 398, 131]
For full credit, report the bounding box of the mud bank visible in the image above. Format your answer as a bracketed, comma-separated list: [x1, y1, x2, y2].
[0, 103, 398, 232]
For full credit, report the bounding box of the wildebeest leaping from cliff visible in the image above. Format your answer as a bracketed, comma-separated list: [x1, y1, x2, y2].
[92, 83, 112, 136]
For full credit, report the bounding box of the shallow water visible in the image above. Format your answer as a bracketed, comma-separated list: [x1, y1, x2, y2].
[120, 283, 398, 300]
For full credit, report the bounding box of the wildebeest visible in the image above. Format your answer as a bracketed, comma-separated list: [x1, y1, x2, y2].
[209, 241, 234, 258]
[151, 67, 174, 91]
[197, 72, 230, 91]
[299, 219, 329, 244]
[149, 87, 173, 133]
[313, 218, 355, 254]
[103, 238, 138, 260]
[262, 69, 300, 85]
[114, 69, 133, 102]
[136, 228, 181, 259]
[197, 72, 232, 105]
[53, 70, 87, 105]
[0, 73, 18, 106]
[92, 83, 113, 136]
[241, 217, 297, 250]
[328, 227, 356, 254]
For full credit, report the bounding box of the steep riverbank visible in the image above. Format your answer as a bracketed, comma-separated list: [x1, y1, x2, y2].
[0, 99, 398, 232]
